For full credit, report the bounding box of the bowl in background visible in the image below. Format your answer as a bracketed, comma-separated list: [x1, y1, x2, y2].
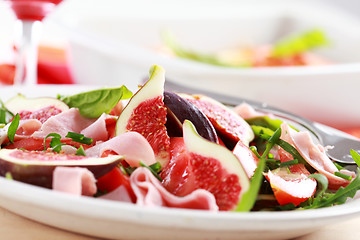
[53, 0, 360, 129]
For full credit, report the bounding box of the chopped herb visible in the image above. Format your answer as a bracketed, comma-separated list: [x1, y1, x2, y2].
[140, 161, 162, 181]
[66, 132, 93, 145]
[251, 125, 307, 165]
[333, 162, 344, 170]
[7, 113, 20, 143]
[44, 133, 65, 153]
[149, 162, 162, 174]
[280, 159, 299, 167]
[334, 171, 353, 181]
[76, 145, 86, 156]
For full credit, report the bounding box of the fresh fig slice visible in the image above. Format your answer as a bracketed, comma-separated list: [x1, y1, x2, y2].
[5, 94, 69, 114]
[115, 65, 170, 166]
[0, 149, 122, 189]
[183, 94, 254, 149]
[5, 94, 69, 123]
[162, 120, 250, 211]
[164, 91, 218, 143]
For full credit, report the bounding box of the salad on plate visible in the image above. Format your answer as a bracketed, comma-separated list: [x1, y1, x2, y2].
[0, 65, 359, 212]
[162, 29, 330, 68]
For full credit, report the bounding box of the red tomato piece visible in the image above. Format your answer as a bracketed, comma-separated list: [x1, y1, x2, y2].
[96, 167, 136, 202]
[265, 164, 317, 206]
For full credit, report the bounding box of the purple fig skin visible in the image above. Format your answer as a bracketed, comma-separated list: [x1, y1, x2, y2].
[164, 91, 218, 143]
[0, 149, 122, 189]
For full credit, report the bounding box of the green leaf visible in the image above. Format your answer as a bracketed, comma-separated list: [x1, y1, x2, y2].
[271, 29, 328, 58]
[305, 169, 360, 209]
[140, 161, 162, 181]
[76, 145, 86, 156]
[44, 133, 63, 151]
[163, 31, 250, 68]
[251, 125, 307, 165]
[7, 113, 20, 143]
[236, 128, 281, 211]
[60, 86, 133, 118]
[66, 132, 93, 145]
[350, 149, 360, 168]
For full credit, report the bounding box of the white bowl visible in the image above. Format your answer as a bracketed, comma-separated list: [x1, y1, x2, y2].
[53, 0, 360, 129]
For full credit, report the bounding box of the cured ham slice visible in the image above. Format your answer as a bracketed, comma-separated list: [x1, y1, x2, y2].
[0, 119, 42, 145]
[80, 114, 116, 142]
[85, 132, 156, 167]
[232, 140, 259, 178]
[52, 167, 97, 196]
[280, 123, 353, 189]
[32, 108, 96, 138]
[234, 103, 266, 119]
[130, 167, 218, 211]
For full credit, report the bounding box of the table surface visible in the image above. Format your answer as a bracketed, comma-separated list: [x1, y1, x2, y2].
[0, 206, 359, 240]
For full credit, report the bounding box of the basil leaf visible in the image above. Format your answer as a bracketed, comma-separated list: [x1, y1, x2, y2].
[60, 86, 132, 118]
[7, 113, 20, 143]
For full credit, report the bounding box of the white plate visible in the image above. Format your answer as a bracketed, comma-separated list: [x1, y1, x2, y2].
[1, 175, 360, 240]
[0, 84, 360, 240]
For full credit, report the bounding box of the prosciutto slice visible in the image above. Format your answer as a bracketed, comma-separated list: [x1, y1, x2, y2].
[0, 119, 42, 145]
[130, 167, 218, 211]
[32, 108, 100, 139]
[85, 132, 156, 167]
[280, 123, 353, 189]
[52, 167, 97, 196]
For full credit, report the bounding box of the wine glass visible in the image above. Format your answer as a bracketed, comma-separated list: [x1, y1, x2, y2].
[5, 0, 63, 85]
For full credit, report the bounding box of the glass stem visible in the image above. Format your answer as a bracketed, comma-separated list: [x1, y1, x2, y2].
[14, 20, 42, 86]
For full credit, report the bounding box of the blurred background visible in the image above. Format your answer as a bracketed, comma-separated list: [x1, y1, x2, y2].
[0, 0, 360, 131]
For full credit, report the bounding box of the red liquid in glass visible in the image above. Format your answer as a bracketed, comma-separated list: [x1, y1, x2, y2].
[9, 0, 63, 21]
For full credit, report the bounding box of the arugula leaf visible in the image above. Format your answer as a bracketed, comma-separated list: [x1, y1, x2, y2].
[60, 86, 132, 118]
[236, 128, 281, 211]
[7, 113, 20, 143]
[350, 149, 360, 167]
[251, 125, 307, 165]
[271, 29, 328, 58]
[304, 169, 360, 209]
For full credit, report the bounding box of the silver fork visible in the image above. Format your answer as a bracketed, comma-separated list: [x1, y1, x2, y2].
[165, 81, 360, 164]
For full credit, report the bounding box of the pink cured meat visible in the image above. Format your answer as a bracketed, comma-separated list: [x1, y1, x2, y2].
[0, 119, 42, 145]
[32, 108, 97, 139]
[130, 167, 219, 211]
[80, 113, 114, 142]
[280, 123, 353, 189]
[232, 140, 259, 178]
[85, 132, 156, 167]
[52, 167, 97, 196]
